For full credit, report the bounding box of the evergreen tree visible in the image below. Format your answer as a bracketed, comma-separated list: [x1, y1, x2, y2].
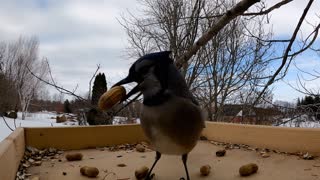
[300, 95, 320, 120]
[91, 73, 107, 106]
[297, 98, 301, 106]
[63, 99, 72, 113]
[314, 96, 320, 104]
[304, 96, 314, 105]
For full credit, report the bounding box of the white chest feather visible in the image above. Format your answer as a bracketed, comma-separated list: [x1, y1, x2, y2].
[149, 126, 189, 155]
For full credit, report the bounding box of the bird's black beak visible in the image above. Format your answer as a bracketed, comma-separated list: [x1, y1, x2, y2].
[113, 76, 133, 87]
[112, 76, 141, 102]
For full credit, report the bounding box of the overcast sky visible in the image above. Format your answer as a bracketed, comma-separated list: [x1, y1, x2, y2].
[0, 0, 319, 102]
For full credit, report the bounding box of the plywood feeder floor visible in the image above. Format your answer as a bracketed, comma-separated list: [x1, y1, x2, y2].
[26, 141, 320, 180]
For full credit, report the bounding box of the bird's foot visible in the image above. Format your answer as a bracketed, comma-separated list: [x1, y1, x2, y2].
[180, 177, 190, 180]
[144, 173, 155, 180]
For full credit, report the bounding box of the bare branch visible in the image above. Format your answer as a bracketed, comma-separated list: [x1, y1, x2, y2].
[88, 64, 101, 100]
[242, 23, 290, 43]
[134, 1, 293, 23]
[26, 64, 88, 102]
[243, 0, 293, 16]
[275, 114, 303, 126]
[254, 0, 315, 104]
[44, 59, 76, 96]
[1, 115, 14, 131]
[287, 74, 320, 96]
[293, 60, 320, 79]
[175, 0, 260, 68]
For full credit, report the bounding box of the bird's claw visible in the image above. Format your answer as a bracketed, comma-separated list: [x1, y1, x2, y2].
[144, 173, 155, 180]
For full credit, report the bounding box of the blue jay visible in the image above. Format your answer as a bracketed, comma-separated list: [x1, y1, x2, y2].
[113, 51, 205, 180]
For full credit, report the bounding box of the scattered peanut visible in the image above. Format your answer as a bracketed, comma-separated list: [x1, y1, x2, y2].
[80, 166, 99, 178]
[65, 153, 83, 161]
[117, 163, 127, 167]
[239, 163, 258, 176]
[200, 165, 211, 176]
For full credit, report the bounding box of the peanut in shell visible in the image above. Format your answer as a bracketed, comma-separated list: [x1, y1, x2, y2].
[98, 86, 126, 110]
[65, 153, 83, 161]
[80, 166, 99, 177]
[239, 163, 258, 176]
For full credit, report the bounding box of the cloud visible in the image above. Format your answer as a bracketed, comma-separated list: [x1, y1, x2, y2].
[264, 0, 320, 38]
[260, 1, 320, 102]
[294, 55, 320, 69]
[272, 82, 301, 102]
[273, 53, 320, 102]
[0, 0, 139, 95]
[0, 0, 319, 101]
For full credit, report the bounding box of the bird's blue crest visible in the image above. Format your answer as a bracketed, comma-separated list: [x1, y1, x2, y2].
[139, 51, 172, 63]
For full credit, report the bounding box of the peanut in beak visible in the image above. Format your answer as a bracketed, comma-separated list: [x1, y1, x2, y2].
[98, 86, 126, 110]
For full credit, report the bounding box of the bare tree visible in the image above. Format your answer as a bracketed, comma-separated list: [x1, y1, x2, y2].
[0, 42, 4, 71]
[120, 0, 275, 121]
[119, 0, 320, 123]
[1, 37, 48, 119]
[0, 43, 18, 113]
[120, 0, 209, 77]
[193, 10, 275, 121]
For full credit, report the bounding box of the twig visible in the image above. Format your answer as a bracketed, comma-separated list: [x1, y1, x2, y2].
[293, 60, 320, 79]
[113, 93, 143, 116]
[44, 59, 79, 96]
[286, 74, 320, 97]
[265, 23, 320, 63]
[275, 114, 303, 126]
[134, 0, 292, 24]
[88, 64, 101, 100]
[25, 62, 119, 122]
[26, 64, 88, 102]
[27, 55, 140, 120]
[202, 0, 293, 18]
[175, 0, 260, 68]
[243, 0, 293, 16]
[253, 0, 315, 105]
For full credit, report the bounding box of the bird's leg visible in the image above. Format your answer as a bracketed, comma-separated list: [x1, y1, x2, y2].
[145, 151, 161, 180]
[181, 153, 190, 180]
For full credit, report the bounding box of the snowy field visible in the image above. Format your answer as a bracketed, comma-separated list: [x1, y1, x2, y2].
[277, 119, 320, 128]
[0, 111, 77, 142]
[2, 112, 319, 143]
[275, 114, 320, 128]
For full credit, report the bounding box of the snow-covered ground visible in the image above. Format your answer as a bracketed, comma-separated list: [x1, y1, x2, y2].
[275, 114, 320, 128]
[2, 111, 319, 143]
[113, 116, 140, 125]
[0, 111, 77, 142]
[277, 119, 320, 128]
[0, 112, 141, 143]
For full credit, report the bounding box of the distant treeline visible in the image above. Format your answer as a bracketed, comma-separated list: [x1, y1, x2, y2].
[28, 98, 89, 114]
